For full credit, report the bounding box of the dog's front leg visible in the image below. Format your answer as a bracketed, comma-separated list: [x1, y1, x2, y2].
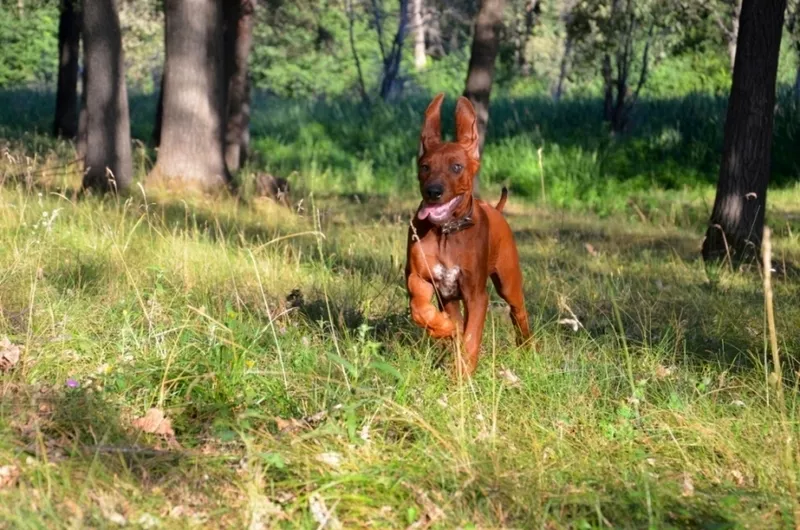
[408, 273, 456, 338]
[459, 289, 488, 376]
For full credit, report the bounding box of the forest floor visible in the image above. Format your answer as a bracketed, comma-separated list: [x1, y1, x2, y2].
[2, 90, 800, 528]
[2, 171, 800, 528]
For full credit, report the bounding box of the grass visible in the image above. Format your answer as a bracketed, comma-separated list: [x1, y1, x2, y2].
[1, 91, 800, 527]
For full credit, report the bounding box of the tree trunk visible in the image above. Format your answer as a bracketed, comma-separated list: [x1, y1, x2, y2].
[413, 0, 426, 69]
[728, 0, 742, 71]
[81, 0, 132, 193]
[149, 0, 231, 193]
[152, 75, 164, 147]
[77, 63, 87, 159]
[553, 35, 572, 101]
[463, 0, 506, 155]
[795, 65, 800, 103]
[702, 0, 786, 265]
[53, 0, 80, 139]
[378, 0, 409, 101]
[601, 53, 613, 122]
[223, 0, 255, 173]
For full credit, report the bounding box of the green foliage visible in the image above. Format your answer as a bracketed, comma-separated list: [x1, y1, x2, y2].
[0, 3, 58, 88]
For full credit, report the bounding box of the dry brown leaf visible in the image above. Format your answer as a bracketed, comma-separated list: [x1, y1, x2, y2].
[681, 473, 695, 497]
[274, 416, 306, 435]
[655, 365, 674, 380]
[0, 465, 20, 490]
[0, 337, 21, 372]
[498, 367, 522, 388]
[731, 469, 746, 486]
[133, 408, 176, 440]
[584, 243, 599, 257]
[403, 481, 445, 529]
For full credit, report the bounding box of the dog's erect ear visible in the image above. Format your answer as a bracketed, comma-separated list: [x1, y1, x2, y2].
[455, 96, 480, 161]
[419, 93, 445, 159]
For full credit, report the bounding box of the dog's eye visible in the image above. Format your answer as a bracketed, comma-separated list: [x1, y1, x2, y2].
[451, 164, 463, 173]
[420, 164, 430, 173]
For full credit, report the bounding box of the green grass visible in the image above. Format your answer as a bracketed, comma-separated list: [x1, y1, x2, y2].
[2, 153, 800, 527]
[1, 89, 800, 527]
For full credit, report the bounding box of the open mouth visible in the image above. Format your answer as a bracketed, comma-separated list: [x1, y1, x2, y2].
[418, 195, 462, 223]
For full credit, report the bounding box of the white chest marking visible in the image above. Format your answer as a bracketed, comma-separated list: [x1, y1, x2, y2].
[432, 264, 461, 298]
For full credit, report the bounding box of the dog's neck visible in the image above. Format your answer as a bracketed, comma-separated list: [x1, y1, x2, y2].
[439, 196, 475, 236]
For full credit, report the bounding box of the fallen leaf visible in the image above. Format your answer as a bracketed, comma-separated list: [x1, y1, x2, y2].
[655, 365, 674, 379]
[248, 494, 286, 530]
[558, 318, 581, 332]
[132, 408, 177, 443]
[0, 337, 21, 372]
[403, 481, 444, 529]
[137, 513, 160, 529]
[316, 452, 343, 469]
[274, 416, 306, 435]
[0, 465, 19, 490]
[584, 243, 599, 257]
[681, 473, 695, 497]
[309, 493, 342, 530]
[498, 367, 521, 388]
[731, 469, 746, 486]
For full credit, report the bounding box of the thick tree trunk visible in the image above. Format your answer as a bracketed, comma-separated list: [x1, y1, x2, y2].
[152, 75, 164, 147]
[463, 0, 505, 154]
[223, 0, 255, 173]
[77, 64, 87, 159]
[413, 0, 426, 69]
[81, 0, 132, 193]
[53, 0, 80, 139]
[702, 0, 786, 265]
[149, 0, 231, 193]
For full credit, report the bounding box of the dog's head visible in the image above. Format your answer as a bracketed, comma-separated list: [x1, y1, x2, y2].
[416, 93, 480, 224]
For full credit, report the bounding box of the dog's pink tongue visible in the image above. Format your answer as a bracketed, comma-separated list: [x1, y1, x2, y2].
[418, 202, 448, 220]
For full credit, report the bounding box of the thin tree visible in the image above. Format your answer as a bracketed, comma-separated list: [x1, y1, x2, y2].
[223, 0, 255, 173]
[371, 0, 410, 100]
[715, 0, 743, 71]
[463, 0, 505, 155]
[53, 0, 80, 138]
[413, 0, 426, 69]
[81, 0, 132, 193]
[149, 0, 231, 193]
[702, 0, 787, 264]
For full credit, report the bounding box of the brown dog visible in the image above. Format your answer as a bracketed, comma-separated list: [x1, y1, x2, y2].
[405, 93, 531, 376]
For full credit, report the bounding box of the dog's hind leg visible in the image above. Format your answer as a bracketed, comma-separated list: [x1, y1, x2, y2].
[491, 256, 531, 346]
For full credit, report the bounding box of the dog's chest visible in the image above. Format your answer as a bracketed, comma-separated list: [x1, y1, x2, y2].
[432, 263, 461, 298]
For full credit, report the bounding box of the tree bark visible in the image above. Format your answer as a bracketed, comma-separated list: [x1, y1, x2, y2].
[413, 0, 426, 69]
[463, 0, 506, 155]
[223, 0, 255, 173]
[152, 75, 164, 147]
[81, 0, 132, 193]
[702, 0, 786, 265]
[553, 35, 572, 101]
[53, 0, 80, 139]
[149, 0, 231, 193]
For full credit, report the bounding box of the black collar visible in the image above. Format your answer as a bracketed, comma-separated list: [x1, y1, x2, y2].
[439, 199, 475, 235]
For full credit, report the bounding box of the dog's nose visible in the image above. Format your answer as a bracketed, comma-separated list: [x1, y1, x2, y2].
[424, 183, 444, 201]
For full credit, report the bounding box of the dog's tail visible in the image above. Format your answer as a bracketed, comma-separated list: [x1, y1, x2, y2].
[495, 186, 508, 212]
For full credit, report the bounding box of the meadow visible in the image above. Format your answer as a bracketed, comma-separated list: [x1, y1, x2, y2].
[2, 90, 800, 528]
